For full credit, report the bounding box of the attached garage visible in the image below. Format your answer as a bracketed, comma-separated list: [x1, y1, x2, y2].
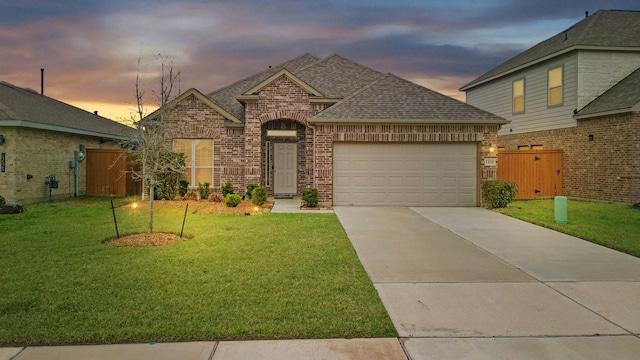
[333, 142, 478, 206]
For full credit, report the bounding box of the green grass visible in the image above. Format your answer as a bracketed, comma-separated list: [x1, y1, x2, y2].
[0, 197, 396, 346]
[499, 199, 640, 257]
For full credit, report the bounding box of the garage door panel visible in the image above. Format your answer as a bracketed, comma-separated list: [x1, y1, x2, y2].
[333, 143, 477, 206]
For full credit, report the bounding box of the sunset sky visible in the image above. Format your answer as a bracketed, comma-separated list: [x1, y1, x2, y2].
[2, 0, 639, 122]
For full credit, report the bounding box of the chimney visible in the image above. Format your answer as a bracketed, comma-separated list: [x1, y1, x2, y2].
[40, 68, 44, 96]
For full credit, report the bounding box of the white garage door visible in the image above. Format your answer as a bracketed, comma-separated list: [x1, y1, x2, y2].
[333, 143, 477, 206]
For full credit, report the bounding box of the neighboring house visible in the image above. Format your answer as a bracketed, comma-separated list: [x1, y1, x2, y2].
[150, 53, 507, 206]
[0, 81, 133, 204]
[461, 9, 640, 203]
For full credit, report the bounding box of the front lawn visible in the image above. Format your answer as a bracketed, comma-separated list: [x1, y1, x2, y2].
[0, 197, 396, 346]
[499, 199, 640, 257]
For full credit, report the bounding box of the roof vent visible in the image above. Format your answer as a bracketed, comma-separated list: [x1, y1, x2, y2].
[585, 11, 589, 18]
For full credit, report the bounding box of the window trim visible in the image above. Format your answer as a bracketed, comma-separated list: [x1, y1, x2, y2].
[512, 78, 525, 114]
[173, 139, 214, 186]
[547, 66, 564, 107]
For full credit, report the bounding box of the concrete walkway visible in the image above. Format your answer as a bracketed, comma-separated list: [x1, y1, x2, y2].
[335, 206, 640, 359]
[4, 206, 640, 359]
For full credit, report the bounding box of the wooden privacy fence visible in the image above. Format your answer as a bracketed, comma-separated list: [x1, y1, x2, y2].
[497, 150, 563, 199]
[86, 149, 141, 197]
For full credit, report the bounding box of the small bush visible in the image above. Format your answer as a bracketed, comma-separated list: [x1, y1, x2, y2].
[224, 193, 242, 207]
[197, 183, 211, 200]
[246, 183, 259, 200]
[251, 186, 267, 206]
[184, 189, 198, 201]
[302, 188, 319, 208]
[482, 181, 517, 208]
[178, 180, 190, 197]
[221, 181, 235, 197]
[208, 193, 224, 202]
[0, 195, 5, 207]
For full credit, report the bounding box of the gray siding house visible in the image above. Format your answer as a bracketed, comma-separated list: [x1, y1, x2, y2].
[461, 10, 640, 203]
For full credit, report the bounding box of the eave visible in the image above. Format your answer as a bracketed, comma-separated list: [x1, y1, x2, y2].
[308, 118, 510, 125]
[460, 45, 640, 91]
[0, 120, 131, 140]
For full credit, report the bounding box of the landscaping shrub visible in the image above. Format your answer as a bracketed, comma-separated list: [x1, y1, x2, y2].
[197, 183, 211, 199]
[224, 193, 242, 207]
[246, 183, 259, 200]
[0, 195, 5, 207]
[221, 181, 235, 197]
[178, 180, 190, 197]
[302, 188, 319, 208]
[251, 186, 267, 206]
[184, 189, 198, 201]
[208, 193, 224, 202]
[482, 181, 517, 208]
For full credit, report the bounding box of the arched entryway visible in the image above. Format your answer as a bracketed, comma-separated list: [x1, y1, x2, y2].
[261, 119, 313, 197]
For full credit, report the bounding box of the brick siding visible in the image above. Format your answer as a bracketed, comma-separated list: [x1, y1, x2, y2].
[166, 78, 500, 205]
[499, 113, 640, 203]
[3, 127, 115, 204]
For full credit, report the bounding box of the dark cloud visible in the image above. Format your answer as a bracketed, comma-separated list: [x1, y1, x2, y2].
[2, 0, 640, 119]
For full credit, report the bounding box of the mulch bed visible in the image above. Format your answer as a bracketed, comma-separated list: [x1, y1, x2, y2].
[106, 199, 273, 247]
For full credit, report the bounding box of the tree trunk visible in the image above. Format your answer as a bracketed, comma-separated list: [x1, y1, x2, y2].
[148, 185, 154, 233]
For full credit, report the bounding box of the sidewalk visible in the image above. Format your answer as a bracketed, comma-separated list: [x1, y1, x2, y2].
[2, 339, 406, 360]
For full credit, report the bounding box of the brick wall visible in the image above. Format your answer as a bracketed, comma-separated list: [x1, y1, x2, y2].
[3, 127, 112, 204]
[499, 113, 640, 203]
[164, 94, 245, 193]
[314, 124, 499, 204]
[245, 75, 321, 192]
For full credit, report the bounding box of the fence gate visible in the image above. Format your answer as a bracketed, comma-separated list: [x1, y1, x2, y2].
[497, 150, 563, 199]
[86, 149, 141, 197]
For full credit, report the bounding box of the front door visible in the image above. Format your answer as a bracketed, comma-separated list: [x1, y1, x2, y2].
[274, 143, 297, 195]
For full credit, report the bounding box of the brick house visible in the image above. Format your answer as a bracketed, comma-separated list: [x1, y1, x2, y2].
[0, 81, 132, 204]
[153, 54, 507, 206]
[460, 10, 640, 203]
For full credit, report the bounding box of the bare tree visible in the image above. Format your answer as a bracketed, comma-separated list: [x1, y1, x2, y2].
[123, 54, 184, 233]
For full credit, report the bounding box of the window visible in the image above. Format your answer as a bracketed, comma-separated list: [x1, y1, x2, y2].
[173, 139, 213, 185]
[531, 145, 544, 150]
[547, 67, 563, 106]
[512, 79, 525, 114]
[518, 145, 530, 150]
[267, 130, 296, 137]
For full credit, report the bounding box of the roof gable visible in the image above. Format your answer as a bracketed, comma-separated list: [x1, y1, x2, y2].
[146, 88, 242, 124]
[242, 69, 323, 97]
[310, 73, 507, 124]
[0, 81, 132, 139]
[576, 66, 640, 118]
[461, 10, 640, 90]
[206, 54, 321, 121]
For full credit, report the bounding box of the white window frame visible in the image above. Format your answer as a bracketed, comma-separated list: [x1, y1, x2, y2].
[512, 79, 525, 114]
[547, 66, 563, 107]
[173, 139, 214, 186]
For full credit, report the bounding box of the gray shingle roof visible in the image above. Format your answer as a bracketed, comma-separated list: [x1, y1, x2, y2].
[202, 53, 506, 125]
[576, 66, 640, 117]
[296, 54, 386, 98]
[310, 73, 507, 123]
[461, 10, 640, 90]
[0, 81, 132, 138]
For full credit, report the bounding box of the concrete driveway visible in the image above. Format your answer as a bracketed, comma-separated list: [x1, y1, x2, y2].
[335, 207, 640, 359]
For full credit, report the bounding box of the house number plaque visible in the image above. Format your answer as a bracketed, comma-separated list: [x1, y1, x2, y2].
[1, 153, 5, 173]
[484, 157, 497, 167]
